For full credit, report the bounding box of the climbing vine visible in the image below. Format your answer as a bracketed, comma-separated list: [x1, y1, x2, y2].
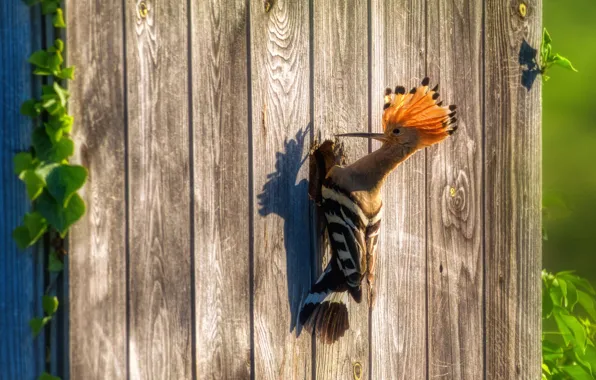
[13, 1, 85, 379]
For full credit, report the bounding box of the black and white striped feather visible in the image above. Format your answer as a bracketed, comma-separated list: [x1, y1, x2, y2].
[300, 179, 382, 343]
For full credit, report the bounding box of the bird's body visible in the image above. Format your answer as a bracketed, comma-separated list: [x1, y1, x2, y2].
[300, 77, 458, 343]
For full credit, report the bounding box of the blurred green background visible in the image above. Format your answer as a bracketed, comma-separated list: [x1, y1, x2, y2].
[543, 1, 596, 283]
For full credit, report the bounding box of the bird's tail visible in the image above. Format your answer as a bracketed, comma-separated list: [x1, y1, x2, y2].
[299, 267, 350, 344]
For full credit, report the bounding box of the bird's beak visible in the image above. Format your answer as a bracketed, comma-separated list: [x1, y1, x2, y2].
[336, 132, 386, 141]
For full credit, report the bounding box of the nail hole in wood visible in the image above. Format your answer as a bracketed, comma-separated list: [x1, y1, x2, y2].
[439, 263, 443, 273]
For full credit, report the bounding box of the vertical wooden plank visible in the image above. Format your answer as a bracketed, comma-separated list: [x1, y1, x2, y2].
[66, 0, 127, 377]
[192, 1, 251, 379]
[250, 0, 312, 378]
[0, 1, 45, 378]
[485, 0, 542, 378]
[312, 0, 369, 378]
[370, 1, 427, 379]
[126, 0, 192, 378]
[426, 0, 484, 379]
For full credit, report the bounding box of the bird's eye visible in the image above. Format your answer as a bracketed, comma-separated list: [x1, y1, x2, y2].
[392, 128, 401, 135]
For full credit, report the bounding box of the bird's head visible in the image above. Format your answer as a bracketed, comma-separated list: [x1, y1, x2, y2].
[338, 77, 457, 152]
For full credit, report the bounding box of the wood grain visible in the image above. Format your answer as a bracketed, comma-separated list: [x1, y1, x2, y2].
[126, 0, 192, 378]
[250, 0, 313, 378]
[0, 1, 45, 378]
[67, 0, 127, 378]
[484, 0, 542, 378]
[192, 0, 251, 379]
[425, 0, 484, 378]
[313, 0, 370, 378]
[370, 0, 427, 378]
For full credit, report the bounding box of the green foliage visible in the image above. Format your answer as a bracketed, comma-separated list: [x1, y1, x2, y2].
[39, 373, 61, 380]
[542, 270, 596, 379]
[14, 2, 81, 378]
[14, 4, 84, 248]
[541, 28, 578, 81]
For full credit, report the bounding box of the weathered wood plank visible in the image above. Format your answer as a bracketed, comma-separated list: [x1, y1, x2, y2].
[312, 0, 369, 378]
[192, 1, 251, 378]
[126, 1, 192, 378]
[250, 0, 313, 378]
[370, 1, 427, 378]
[425, 0, 484, 378]
[66, 0, 127, 378]
[484, 0, 542, 378]
[0, 2, 45, 379]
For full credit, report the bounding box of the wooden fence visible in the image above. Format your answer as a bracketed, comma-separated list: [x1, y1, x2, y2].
[2, 0, 542, 379]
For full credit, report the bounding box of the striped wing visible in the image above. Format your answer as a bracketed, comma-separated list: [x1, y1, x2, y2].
[365, 217, 381, 306]
[321, 184, 368, 303]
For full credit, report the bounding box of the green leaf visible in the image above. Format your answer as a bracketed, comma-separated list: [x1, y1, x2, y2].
[48, 251, 64, 272]
[552, 54, 578, 72]
[32, 128, 74, 162]
[39, 94, 64, 116]
[29, 316, 51, 337]
[543, 283, 554, 318]
[576, 344, 596, 377]
[551, 280, 564, 307]
[559, 279, 569, 306]
[12, 212, 48, 250]
[14, 152, 35, 175]
[543, 339, 565, 361]
[45, 114, 73, 140]
[46, 164, 88, 207]
[543, 28, 552, 46]
[20, 99, 40, 117]
[45, 123, 64, 143]
[54, 38, 64, 52]
[57, 66, 75, 80]
[29, 50, 48, 68]
[560, 273, 596, 296]
[41, 0, 58, 15]
[53, 8, 66, 28]
[37, 192, 86, 237]
[53, 82, 69, 107]
[561, 365, 593, 380]
[42, 295, 59, 316]
[542, 363, 551, 376]
[47, 51, 63, 73]
[41, 85, 54, 96]
[578, 290, 596, 321]
[556, 309, 588, 353]
[567, 281, 579, 311]
[39, 372, 61, 380]
[19, 170, 45, 201]
[33, 68, 53, 76]
[12, 226, 31, 250]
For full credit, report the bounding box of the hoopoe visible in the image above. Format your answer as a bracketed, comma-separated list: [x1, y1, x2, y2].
[300, 77, 457, 344]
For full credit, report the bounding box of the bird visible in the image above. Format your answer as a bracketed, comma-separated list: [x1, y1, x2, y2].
[300, 77, 458, 344]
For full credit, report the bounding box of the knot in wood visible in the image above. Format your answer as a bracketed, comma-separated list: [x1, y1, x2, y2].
[264, 0, 274, 12]
[518, 3, 527, 18]
[353, 361, 363, 380]
[138, 1, 149, 19]
[441, 170, 474, 238]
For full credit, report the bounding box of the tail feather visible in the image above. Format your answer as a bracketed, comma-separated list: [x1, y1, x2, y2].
[299, 267, 350, 344]
[302, 291, 349, 344]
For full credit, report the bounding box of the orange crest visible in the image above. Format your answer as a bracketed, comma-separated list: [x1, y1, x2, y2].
[382, 77, 457, 147]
